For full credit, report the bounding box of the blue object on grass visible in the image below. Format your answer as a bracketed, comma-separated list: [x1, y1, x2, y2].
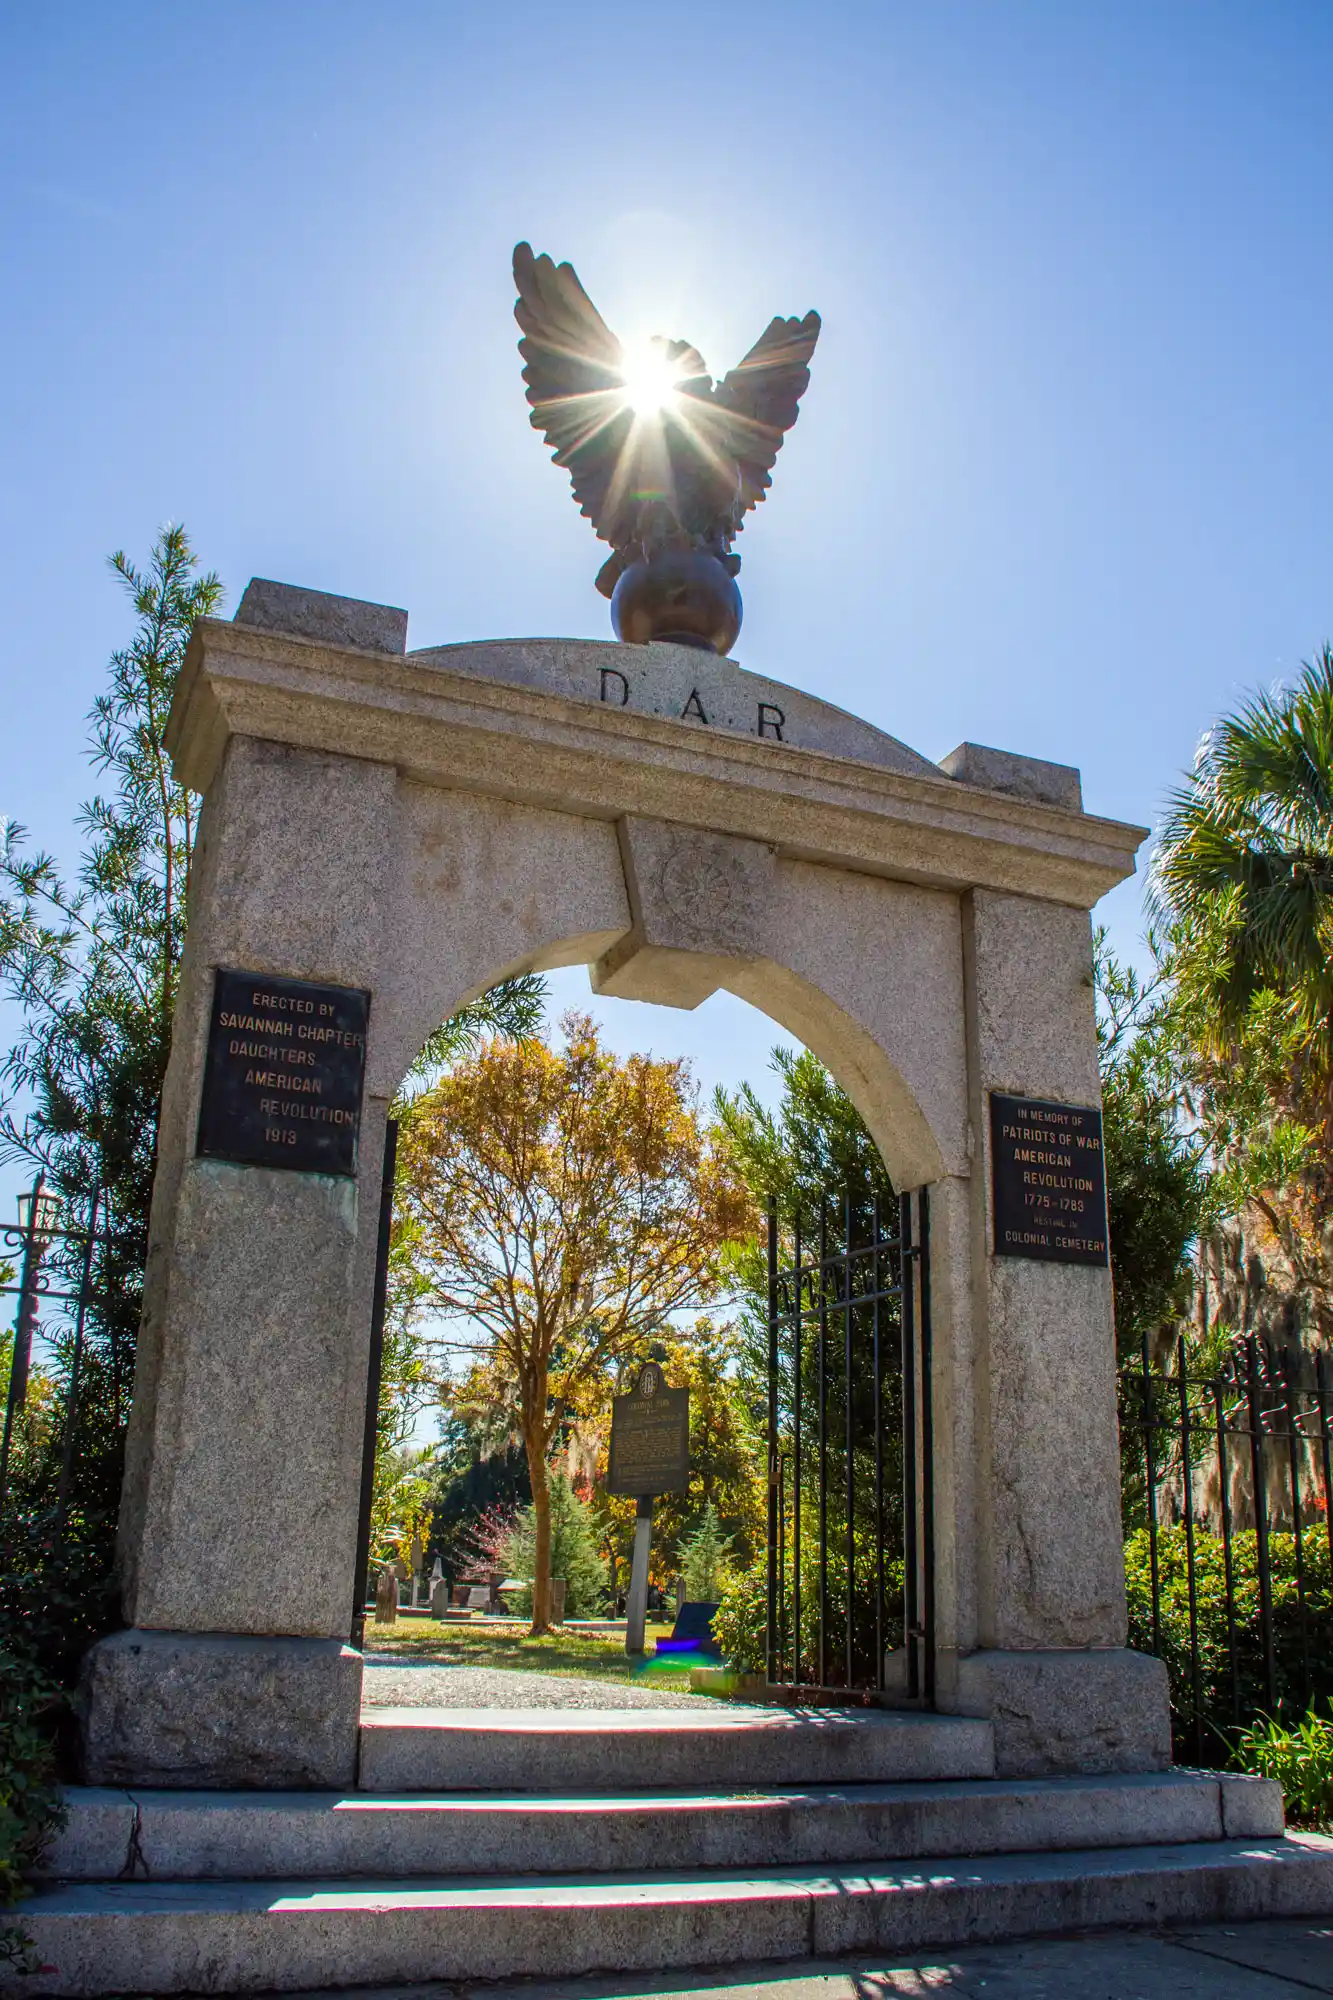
[655, 1600, 720, 1656]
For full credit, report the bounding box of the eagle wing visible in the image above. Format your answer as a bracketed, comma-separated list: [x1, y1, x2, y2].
[709, 310, 821, 519]
[513, 243, 632, 543]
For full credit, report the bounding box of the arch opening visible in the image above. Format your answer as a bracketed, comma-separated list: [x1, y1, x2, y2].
[365, 947, 933, 1701]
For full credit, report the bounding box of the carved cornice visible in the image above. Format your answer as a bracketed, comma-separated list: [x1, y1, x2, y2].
[167, 624, 1146, 909]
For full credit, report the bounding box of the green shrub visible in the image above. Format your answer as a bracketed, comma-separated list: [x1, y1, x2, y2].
[679, 1504, 732, 1602]
[0, 1503, 118, 1966]
[713, 1558, 766, 1672]
[1125, 1524, 1333, 1758]
[0, 1643, 65, 1971]
[0, 1505, 119, 1697]
[1236, 1706, 1333, 1828]
[712, 1542, 906, 1685]
[499, 1475, 608, 1619]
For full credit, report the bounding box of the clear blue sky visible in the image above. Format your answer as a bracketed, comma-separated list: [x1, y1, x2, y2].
[3, 1, 1333, 1180]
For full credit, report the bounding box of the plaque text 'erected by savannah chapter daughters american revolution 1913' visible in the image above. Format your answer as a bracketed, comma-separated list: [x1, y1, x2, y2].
[989, 1092, 1109, 1267]
[196, 969, 370, 1178]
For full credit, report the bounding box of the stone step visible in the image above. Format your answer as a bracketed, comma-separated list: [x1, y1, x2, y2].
[45, 1770, 1283, 1883]
[19, 1836, 1333, 1996]
[356, 1704, 995, 1792]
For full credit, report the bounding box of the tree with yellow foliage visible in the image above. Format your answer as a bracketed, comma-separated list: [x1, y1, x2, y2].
[395, 1013, 755, 1633]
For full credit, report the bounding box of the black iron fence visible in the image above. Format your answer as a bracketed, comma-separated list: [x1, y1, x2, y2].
[1119, 1332, 1333, 1762]
[7, 1142, 1329, 1765]
[0, 1177, 119, 1532]
[765, 1188, 934, 1699]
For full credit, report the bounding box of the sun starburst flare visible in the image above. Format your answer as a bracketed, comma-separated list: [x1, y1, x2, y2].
[619, 341, 685, 419]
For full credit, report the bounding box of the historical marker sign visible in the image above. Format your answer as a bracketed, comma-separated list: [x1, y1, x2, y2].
[196, 969, 370, 1177]
[607, 1362, 690, 1496]
[990, 1092, 1109, 1267]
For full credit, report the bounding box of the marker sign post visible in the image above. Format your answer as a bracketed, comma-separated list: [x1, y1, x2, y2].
[607, 1363, 689, 1656]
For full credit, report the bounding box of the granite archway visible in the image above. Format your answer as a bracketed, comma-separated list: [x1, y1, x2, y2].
[81, 581, 1169, 1791]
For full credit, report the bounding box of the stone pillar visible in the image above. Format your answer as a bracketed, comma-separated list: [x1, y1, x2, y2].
[81, 733, 396, 1788]
[945, 888, 1170, 1774]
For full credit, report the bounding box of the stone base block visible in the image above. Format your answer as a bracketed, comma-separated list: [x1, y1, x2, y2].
[80, 1630, 362, 1789]
[947, 1648, 1171, 1777]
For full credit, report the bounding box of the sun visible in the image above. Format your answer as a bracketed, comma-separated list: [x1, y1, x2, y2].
[620, 341, 682, 419]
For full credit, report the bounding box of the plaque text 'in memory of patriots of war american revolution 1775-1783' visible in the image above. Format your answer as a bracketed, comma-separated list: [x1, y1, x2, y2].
[196, 969, 370, 1178]
[989, 1092, 1109, 1267]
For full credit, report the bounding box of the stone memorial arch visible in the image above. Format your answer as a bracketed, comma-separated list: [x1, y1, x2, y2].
[81, 580, 1169, 1790]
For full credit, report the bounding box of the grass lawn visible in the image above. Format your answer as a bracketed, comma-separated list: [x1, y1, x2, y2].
[364, 1616, 701, 1688]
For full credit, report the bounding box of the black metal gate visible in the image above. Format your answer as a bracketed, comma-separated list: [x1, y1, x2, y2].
[352, 1117, 399, 1644]
[765, 1187, 934, 1700]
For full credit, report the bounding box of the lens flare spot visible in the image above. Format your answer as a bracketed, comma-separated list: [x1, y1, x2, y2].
[620, 341, 682, 418]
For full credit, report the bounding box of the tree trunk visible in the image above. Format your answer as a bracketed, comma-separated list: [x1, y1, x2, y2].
[526, 1434, 552, 1636]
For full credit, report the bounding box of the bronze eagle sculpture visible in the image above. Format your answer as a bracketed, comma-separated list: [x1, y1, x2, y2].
[513, 241, 820, 654]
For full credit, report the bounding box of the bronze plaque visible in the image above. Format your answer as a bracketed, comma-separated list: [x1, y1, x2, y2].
[607, 1363, 690, 1496]
[196, 969, 370, 1178]
[990, 1093, 1109, 1267]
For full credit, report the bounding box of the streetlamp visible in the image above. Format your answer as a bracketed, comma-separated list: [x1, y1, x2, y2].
[16, 1185, 63, 1241]
[0, 1177, 64, 1501]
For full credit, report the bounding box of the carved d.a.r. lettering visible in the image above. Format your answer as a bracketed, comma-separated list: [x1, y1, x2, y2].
[600, 671, 788, 746]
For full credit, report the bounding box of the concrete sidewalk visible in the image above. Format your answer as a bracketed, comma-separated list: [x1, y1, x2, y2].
[260, 1920, 1333, 1997]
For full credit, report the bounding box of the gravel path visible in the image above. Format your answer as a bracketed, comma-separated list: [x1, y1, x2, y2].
[362, 1657, 717, 1710]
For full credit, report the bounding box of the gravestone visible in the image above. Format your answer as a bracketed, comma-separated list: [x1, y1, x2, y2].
[373, 1568, 397, 1628]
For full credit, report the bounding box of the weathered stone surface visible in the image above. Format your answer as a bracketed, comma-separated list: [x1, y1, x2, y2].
[942, 742, 1083, 811]
[234, 579, 408, 653]
[190, 737, 397, 983]
[808, 1837, 1333, 1957]
[379, 793, 968, 1193]
[357, 1706, 995, 1793]
[80, 1631, 361, 1789]
[166, 627, 1146, 911]
[369, 784, 630, 1098]
[950, 1649, 1172, 1776]
[119, 1156, 368, 1637]
[1218, 1770, 1286, 1837]
[962, 891, 1129, 1658]
[41, 1791, 139, 1882]
[18, 1838, 1333, 1995]
[117, 744, 397, 1637]
[408, 636, 940, 776]
[593, 816, 975, 1198]
[594, 818, 777, 1007]
[43, 1770, 1243, 1882]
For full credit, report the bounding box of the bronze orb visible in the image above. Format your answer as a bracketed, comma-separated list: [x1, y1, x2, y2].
[610, 551, 742, 655]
